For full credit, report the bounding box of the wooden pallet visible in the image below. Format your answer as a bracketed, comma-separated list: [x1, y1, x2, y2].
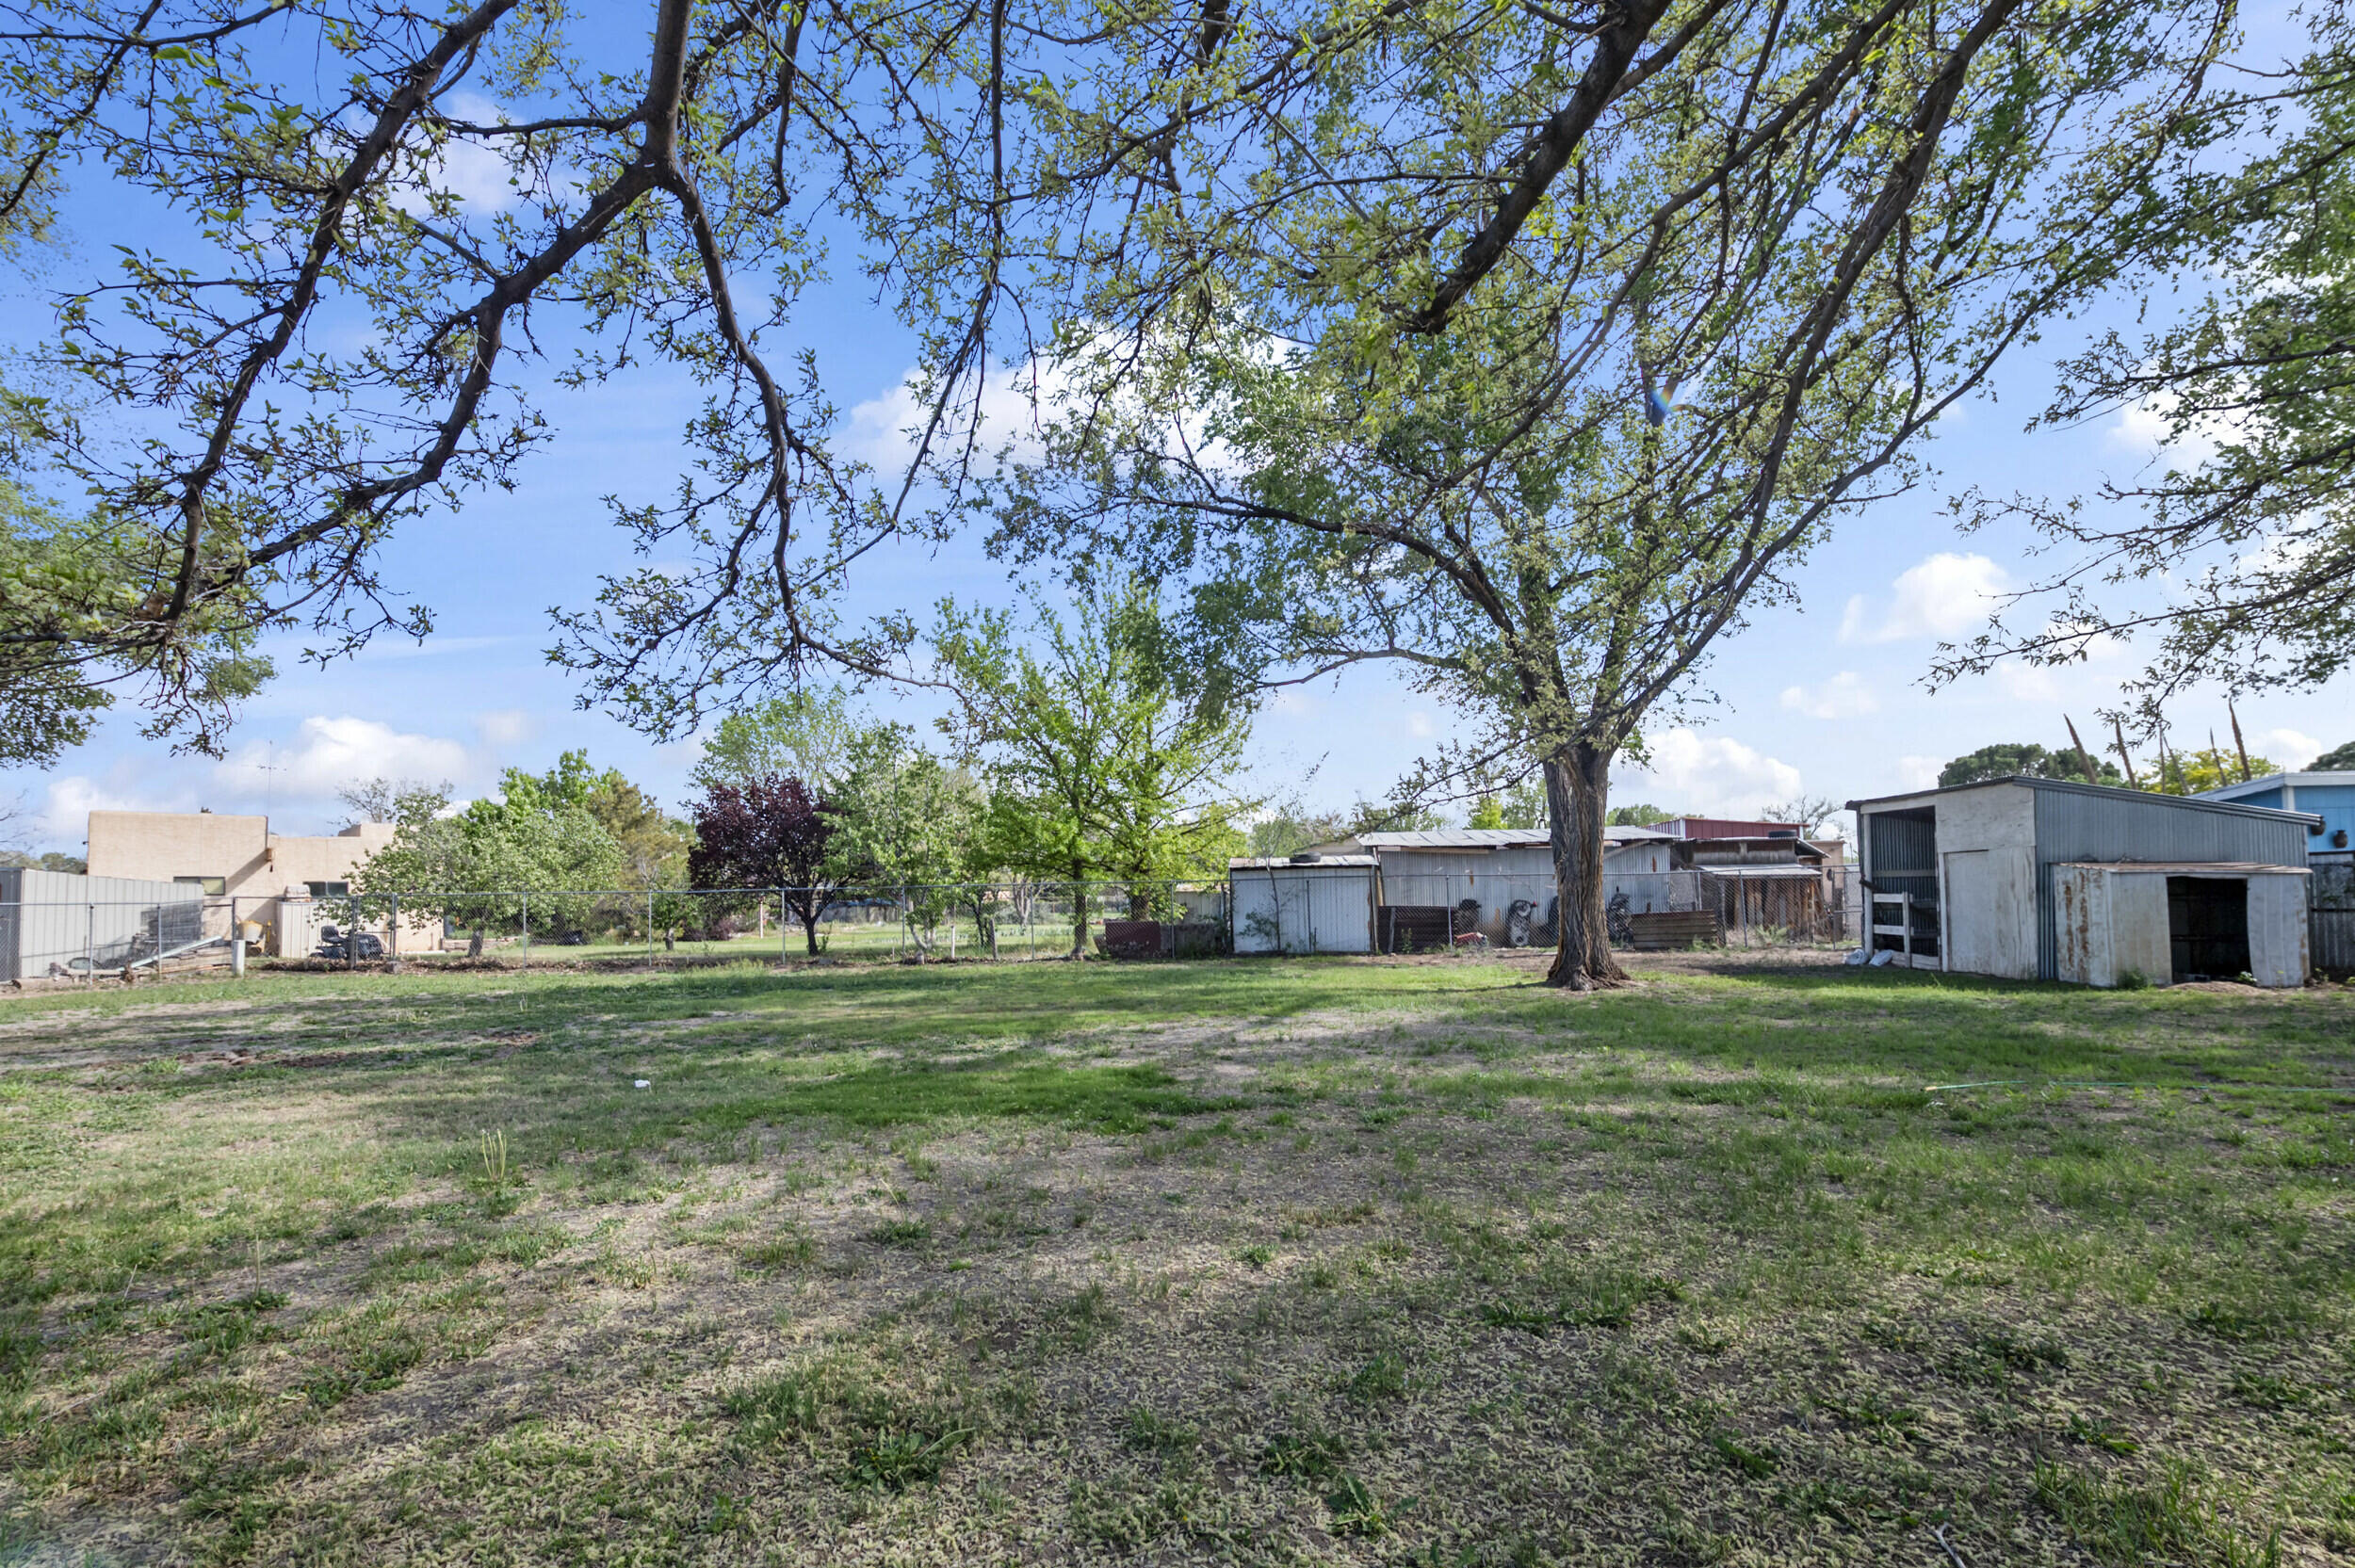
[1626, 911, 1723, 950]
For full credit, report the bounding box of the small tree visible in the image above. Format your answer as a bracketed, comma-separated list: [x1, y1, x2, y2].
[1761, 796, 1843, 837]
[354, 767, 622, 954]
[828, 726, 982, 954]
[936, 582, 1255, 953]
[690, 689, 863, 795]
[688, 777, 840, 957]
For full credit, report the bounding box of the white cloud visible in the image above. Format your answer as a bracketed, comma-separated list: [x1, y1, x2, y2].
[844, 359, 1053, 475]
[386, 95, 557, 218]
[2106, 387, 2244, 466]
[1778, 671, 1878, 719]
[1995, 662, 2062, 703]
[216, 716, 471, 800]
[1894, 755, 1942, 792]
[1405, 710, 1436, 739]
[32, 775, 191, 844]
[475, 708, 534, 749]
[1839, 552, 2009, 644]
[1614, 728, 1802, 816]
[2265, 728, 2322, 768]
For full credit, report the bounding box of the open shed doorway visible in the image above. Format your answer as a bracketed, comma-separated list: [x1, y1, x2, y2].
[2167, 876, 2250, 981]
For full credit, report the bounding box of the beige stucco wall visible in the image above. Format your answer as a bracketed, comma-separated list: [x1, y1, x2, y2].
[86, 813, 427, 955]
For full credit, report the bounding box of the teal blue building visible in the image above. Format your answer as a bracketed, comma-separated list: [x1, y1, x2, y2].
[2196, 771, 2355, 854]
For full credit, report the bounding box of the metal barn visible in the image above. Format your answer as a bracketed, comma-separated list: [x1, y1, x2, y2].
[1846, 778, 2316, 987]
[1228, 856, 1378, 954]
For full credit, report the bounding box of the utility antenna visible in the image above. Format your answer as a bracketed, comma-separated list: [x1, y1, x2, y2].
[256, 746, 284, 838]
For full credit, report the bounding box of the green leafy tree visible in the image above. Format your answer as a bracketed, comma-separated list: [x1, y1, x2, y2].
[985, 0, 2231, 988]
[1605, 804, 1673, 828]
[2312, 740, 2355, 771]
[1940, 10, 2355, 719]
[2146, 745, 2281, 797]
[1, 476, 273, 762]
[827, 725, 983, 952]
[690, 688, 862, 794]
[1938, 744, 2121, 789]
[935, 582, 1255, 954]
[354, 761, 625, 953]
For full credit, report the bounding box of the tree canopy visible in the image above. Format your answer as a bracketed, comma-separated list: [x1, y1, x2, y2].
[1939, 743, 2122, 789]
[1939, 8, 2355, 721]
[935, 582, 1253, 946]
[983, 0, 2234, 983]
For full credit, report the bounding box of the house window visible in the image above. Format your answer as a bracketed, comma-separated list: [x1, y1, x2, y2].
[306, 881, 350, 898]
[174, 876, 228, 897]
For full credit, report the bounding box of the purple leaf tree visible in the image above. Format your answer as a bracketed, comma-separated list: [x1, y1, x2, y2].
[688, 775, 840, 957]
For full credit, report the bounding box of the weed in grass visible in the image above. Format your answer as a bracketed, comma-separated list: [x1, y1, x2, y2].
[1344, 1350, 1409, 1401]
[2068, 1414, 2142, 1455]
[1068, 1471, 1216, 1547]
[866, 1219, 931, 1247]
[723, 1356, 979, 1487]
[2035, 1456, 2282, 1567]
[843, 1426, 973, 1489]
[1259, 1430, 1347, 1479]
[1558, 1269, 1683, 1329]
[1325, 1472, 1397, 1536]
[1121, 1405, 1199, 1453]
[1708, 1431, 1780, 1479]
[1236, 1244, 1274, 1269]
[2189, 1297, 2312, 1343]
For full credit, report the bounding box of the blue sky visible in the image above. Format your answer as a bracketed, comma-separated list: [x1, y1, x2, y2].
[5, 8, 2347, 854]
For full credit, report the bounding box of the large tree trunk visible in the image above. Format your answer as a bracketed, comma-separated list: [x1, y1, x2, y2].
[1070, 883, 1089, 959]
[802, 907, 822, 956]
[1543, 742, 1625, 990]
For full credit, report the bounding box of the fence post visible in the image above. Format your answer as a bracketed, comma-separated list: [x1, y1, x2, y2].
[85, 902, 93, 986]
[388, 892, 399, 968]
[349, 894, 359, 969]
[521, 892, 530, 968]
[647, 890, 656, 962]
[779, 889, 788, 963]
[949, 889, 957, 962]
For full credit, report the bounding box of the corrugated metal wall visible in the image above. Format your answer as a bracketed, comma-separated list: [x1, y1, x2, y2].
[2029, 789, 2312, 979]
[1373, 849, 1556, 942]
[0, 868, 205, 980]
[1231, 865, 1375, 954]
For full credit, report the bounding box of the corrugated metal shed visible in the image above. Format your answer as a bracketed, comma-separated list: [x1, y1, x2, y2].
[2029, 785, 2314, 980]
[0, 868, 205, 981]
[1228, 859, 1376, 954]
[1847, 777, 2319, 985]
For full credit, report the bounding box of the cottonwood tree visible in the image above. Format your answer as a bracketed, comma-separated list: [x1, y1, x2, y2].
[0, 0, 1022, 739]
[980, 0, 2235, 986]
[1939, 7, 2355, 720]
[934, 582, 1252, 954]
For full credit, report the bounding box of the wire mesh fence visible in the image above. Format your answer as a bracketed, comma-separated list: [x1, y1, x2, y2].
[0, 864, 1862, 982]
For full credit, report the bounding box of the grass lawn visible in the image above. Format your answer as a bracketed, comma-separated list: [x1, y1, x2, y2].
[0, 951, 2348, 1565]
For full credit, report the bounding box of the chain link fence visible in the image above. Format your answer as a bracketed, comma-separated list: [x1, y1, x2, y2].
[2, 864, 1863, 984]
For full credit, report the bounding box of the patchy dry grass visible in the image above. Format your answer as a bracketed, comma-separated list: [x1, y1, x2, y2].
[0, 952, 2349, 1565]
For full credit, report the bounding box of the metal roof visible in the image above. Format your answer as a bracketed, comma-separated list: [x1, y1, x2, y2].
[1228, 855, 1377, 868]
[1692, 864, 1826, 880]
[2054, 861, 2311, 875]
[1847, 774, 2323, 829]
[1356, 829, 1551, 850]
[2196, 770, 2355, 800]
